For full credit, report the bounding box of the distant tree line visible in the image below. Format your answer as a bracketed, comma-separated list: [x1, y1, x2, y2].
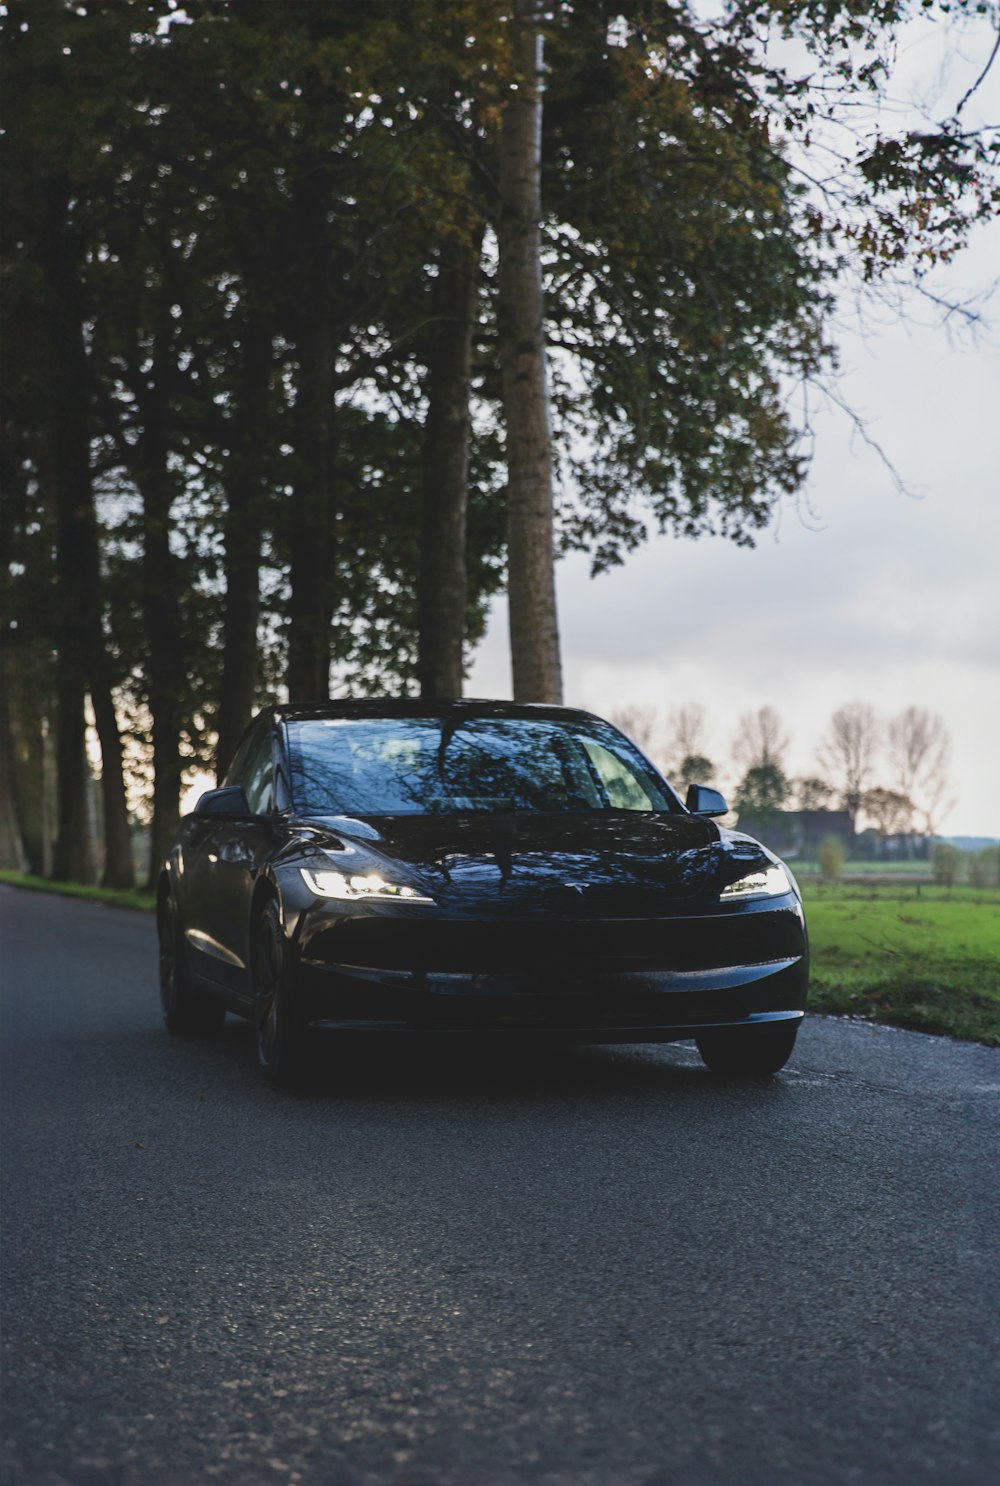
[610, 699, 956, 844]
[1, 1, 995, 888]
[930, 841, 1000, 890]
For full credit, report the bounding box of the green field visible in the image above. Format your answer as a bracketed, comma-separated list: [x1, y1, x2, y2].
[793, 858, 933, 877]
[803, 881, 1000, 1044]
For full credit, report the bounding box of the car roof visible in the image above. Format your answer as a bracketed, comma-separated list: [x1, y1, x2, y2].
[275, 699, 607, 726]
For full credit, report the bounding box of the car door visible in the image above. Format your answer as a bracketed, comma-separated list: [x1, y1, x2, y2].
[185, 720, 277, 998]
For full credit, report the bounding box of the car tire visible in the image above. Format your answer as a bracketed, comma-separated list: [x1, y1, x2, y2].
[253, 898, 306, 1085]
[695, 1019, 800, 1076]
[159, 894, 226, 1034]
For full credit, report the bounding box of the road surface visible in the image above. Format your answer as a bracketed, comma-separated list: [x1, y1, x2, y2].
[1, 884, 998, 1485]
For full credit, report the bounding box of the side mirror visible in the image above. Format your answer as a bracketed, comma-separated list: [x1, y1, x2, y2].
[685, 783, 729, 817]
[193, 785, 253, 819]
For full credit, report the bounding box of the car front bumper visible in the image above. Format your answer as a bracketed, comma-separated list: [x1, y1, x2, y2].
[292, 900, 808, 1042]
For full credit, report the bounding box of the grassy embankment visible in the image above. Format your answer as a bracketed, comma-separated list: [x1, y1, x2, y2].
[0, 869, 155, 913]
[803, 880, 1000, 1045]
[2, 870, 998, 1045]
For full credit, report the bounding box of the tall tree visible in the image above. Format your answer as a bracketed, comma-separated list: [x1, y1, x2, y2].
[733, 705, 790, 776]
[521, 0, 995, 683]
[887, 706, 951, 834]
[215, 295, 277, 776]
[795, 776, 836, 812]
[284, 163, 341, 702]
[0, 436, 57, 876]
[665, 705, 711, 779]
[543, 4, 832, 577]
[734, 761, 792, 820]
[0, 494, 28, 868]
[418, 233, 483, 699]
[817, 702, 881, 829]
[862, 786, 915, 840]
[498, 0, 564, 703]
[609, 705, 661, 759]
[1, 2, 131, 884]
[677, 754, 718, 793]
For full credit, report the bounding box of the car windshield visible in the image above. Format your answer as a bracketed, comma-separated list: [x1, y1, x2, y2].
[286, 715, 677, 816]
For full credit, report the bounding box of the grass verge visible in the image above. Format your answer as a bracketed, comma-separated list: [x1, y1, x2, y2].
[0, 869, 155, 914]
[803, 881, 1000, 1045]
[794, 858, 933, 878]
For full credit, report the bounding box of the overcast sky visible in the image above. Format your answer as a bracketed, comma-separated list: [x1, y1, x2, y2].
[470, 214, 1000, 840]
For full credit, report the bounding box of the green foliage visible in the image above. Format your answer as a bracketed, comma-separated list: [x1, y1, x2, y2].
[4, 0, 511, 736]
[818, 834, 845, 879]
[544, 7, 835, 570]
[677, 754, 717, 792]
[734, 762, 792, 818]
[862, 786, 916, 838]
[932, 840, 961, 887]
[728, 2, 999, 279]
[796, 776, 836, 810]
[965, 846, 1000, 889]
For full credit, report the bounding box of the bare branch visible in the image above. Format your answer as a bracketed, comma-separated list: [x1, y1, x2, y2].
[954, 22, 1000, 120]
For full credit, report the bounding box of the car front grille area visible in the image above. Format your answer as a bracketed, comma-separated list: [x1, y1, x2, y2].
[302, 908, 804, 977]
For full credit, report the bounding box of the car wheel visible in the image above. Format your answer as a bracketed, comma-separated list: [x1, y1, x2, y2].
[159, 895, 225, 1034]
[695, 1019, 800, 1076]
[253, 899, 305, 1084]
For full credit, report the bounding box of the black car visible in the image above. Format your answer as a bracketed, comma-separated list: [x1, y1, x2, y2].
[158, 700, 808, 1082]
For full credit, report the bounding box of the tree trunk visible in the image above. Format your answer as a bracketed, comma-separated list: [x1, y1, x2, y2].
[0, 468, 29, 872]
[0, 645, 27, 871]
[216, 309, 273, 780]
[136, 358, 185, 888]
[418, 232, 481, 700]
[35, 182, 97, 883]
[89, 676, 134, 890]
[51, 680, 93, 883]
[30, 171, 120, 885]
[497, 0, 563, 705]
[45, 422, 92, 886]
[44, 301, 131, 887]
[286, 189, 337, 703]
[5, 656, 53, 877]
[42, 331, 132, 888]
[286, 410, 337, 702]
[217, 505, 261, 779]
[59, 378, 134, 889]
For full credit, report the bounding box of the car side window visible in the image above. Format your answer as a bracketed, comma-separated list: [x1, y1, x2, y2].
[222, 732, 253, 789]
[241, 727, 274, 816]
[581, 740, 657, 811]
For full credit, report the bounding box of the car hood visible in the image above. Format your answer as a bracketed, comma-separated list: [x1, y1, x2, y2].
[294, 811, 770, 911]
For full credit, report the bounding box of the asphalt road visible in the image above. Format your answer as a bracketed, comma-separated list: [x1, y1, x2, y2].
[1, 884, 998, 1486]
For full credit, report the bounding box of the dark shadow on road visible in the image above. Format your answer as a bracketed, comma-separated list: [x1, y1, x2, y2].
[133, 1012, 800, 1114]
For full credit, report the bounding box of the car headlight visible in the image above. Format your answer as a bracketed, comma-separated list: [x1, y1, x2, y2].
[300, 867, 433, 903]
[719, 863, 792, 901]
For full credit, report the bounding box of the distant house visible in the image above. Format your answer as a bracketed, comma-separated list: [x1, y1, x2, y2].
[735, 808, 854, 860]
[855, 828, 930, 862]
